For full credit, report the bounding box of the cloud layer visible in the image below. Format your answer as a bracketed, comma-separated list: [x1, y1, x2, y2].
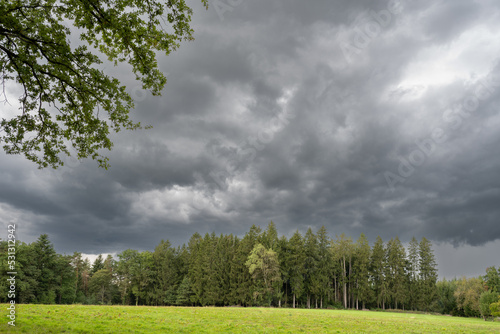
[1, 0, 500, 277]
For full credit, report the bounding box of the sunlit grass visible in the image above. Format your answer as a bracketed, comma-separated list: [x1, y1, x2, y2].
[1, 304, 499, 333]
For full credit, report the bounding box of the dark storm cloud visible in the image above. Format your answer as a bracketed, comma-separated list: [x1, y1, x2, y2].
[1, 0, 500, 277]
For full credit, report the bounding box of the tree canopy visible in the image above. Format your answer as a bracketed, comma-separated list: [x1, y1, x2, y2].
[0, 0, 208, 168]
[1, 226, 499, 317]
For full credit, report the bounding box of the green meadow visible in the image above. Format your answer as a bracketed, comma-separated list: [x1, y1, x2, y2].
[1, 304, 499, 333]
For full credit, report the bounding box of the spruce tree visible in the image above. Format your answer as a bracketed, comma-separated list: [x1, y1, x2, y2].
[334, 233, 353, 309]
[418, 237, 438, 311]
[386, 237, 407, 309]
[187, 233, 204, 306]
[354, 233, 372, 309]
[176, 277, 194, 306]
[370, 236, 387, 309]
[288, 230, 305, 308]
[315, 226, 332, 308]
[407, 237, 420, 310]
[153, 240, 178, 305]
[91, 255, 105, 276]
[304, 228, 319, 308]
[31, 234, 58, 303]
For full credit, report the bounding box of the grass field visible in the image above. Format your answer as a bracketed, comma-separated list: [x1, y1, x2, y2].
[1, 304, 499, 333]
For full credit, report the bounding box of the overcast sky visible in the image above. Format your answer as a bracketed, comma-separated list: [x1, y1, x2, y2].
[1, 0, 500, 279]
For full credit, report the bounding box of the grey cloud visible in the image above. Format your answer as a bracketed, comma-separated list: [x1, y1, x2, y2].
[1, 0, 499, 278]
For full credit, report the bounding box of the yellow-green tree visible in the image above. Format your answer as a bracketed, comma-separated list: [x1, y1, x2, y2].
[245, 243, 281, 305]
[454, 277, 484, 317]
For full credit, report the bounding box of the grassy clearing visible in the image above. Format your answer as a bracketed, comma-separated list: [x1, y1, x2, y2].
[1, 304, 499, 333]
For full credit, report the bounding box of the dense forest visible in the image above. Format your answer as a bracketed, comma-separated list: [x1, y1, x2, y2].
[1, 222, 499, 319]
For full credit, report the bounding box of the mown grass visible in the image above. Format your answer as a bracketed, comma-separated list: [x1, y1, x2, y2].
[1, 304, 499, 333]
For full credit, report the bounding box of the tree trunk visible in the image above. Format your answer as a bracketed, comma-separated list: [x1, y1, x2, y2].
[320, 296, 323, 309]
[334, 276, 337, 303]
[285, 281, 288, 307]
[307, 294, 310, 309]
[356, 280, 359, 310]
[343, 257, 347, 309]
[293, 293, 296, 308]
[348, 256, 352, 309]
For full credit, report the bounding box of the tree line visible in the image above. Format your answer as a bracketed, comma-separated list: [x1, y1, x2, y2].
[1, 222, 498, 318]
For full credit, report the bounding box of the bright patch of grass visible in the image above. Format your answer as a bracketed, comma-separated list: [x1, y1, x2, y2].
[1, 304, 499, 333]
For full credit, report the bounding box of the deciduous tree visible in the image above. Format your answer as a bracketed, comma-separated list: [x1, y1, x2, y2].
[245, 243, 281, 305]
[0, 0, 208, 168]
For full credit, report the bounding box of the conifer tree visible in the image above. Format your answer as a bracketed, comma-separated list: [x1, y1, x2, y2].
[153, 240, 178, 305]
[354, 233, 372, 309]
[315, 226, 332, 308]
[334, 233, 353, 308]
[418, 237, 438, 311]
[370, 236, 387, 309]
[288, 230, 305, 308]
[187, 232, 204, 306]
[262, 221, 279, 250]
[277, 235, 291, 307]
[304, 228, 319, 308]
[91, 255, 105, 276]
[386, 237, 407, 309]
[176, 277, 194, 306]
[407, 236, 420, 310]
[32, 234, 58, 303]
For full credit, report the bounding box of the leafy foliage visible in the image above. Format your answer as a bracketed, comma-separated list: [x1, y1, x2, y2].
[0, 226, 457, 313]
[245, 243, 281, 304]
[479, 291, 499, 320]
[454, 277, 484, 317]
[0, 0, 208, 168]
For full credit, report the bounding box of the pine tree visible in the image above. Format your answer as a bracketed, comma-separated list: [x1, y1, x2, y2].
[261, 221, 279, 250]
[288, 230, 305, 308]
[315, 226, 331, 308]
[187, 232, 204, 306]
[211, 234, 233, 305]
[386, 237, 407, 309]
[304, 228, 319, 308]
[229, 231, 257, 306]
[153, 240, 178, 306]
[334, 233, 353, 308]
[277, 235, 291, 307]
[354, 233, 372, 310]
[176, 276, 194, 306]
[116, 249, 141, 305]
[370, 236, 387, 309]
[483, 267, 500, 293]
[407, 237, 420, 310]
[31, 234, 58, 303]
[54, 254, 77, 304]
[418, 237, 438, 311]
[91, 255, 105, 276]
[200, 233, 217, 306]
